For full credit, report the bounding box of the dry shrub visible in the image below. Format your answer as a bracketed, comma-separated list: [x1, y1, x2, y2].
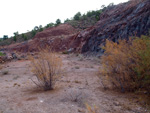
[100, 35, 150, 93]
[30, 48, 62, 90]
[85, 104, 98, 113]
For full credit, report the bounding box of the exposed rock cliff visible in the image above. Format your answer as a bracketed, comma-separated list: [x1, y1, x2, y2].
[70, 0, 150, 53]
[3, 0, 150, 54]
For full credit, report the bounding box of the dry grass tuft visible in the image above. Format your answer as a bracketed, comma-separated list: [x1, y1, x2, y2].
[85, 104, 98, 113]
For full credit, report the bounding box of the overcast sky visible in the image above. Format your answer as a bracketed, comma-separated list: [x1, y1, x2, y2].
[0, 0, 128, 38]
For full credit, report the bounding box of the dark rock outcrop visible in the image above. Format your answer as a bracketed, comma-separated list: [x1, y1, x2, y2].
[2, 0, 150, 54]
[70, 0, 150, 53]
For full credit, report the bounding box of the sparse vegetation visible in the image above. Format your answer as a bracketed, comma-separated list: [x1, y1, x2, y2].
[39, 25, 43, 32]
[30, 48, 62, 90]
[55, 19, 61, 26]
[0, 52, 5, 56]
[45, 22, 55, 28]
[0, 3, 111, 46]
[3, 35, 8, 40]
[86, 104, 98, 113]
[62, 50, 69, 54]
[14, 31, 19, 36]
[73, 12, 81, 20]
[2, 70, 8, 75]
[31, 29, 37, 37]
[22, 34, 28, 41]
[67, 89, 82, 102]
[100, 35, 150, 94]
[13, 36, 17, 42]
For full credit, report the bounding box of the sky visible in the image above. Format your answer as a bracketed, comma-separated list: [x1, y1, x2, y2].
[0, 0, 128, 38]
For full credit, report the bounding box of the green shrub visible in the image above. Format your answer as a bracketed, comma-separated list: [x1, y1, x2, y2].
[45, 23, 54, 28]
[22, 34, 28, 40]
[0, 52, 5, 56]
[14, 31, 19, 36]
[3, 35, 8, 40]
[13, 36, 17, 42]
[55, 19, 61, 26]
[39, 25, 43, 32]
[31, 30, 37, 37]
[64, 18, 70, 23]
[73, 12, 81, 20]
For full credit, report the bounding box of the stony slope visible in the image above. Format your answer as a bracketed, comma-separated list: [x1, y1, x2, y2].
[4, 24, 77, 52]
[2, 0, 150, 53]
[69, 0, 150, 53]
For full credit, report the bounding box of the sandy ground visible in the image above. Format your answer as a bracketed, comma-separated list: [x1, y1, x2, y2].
[0, 54, 149, 113]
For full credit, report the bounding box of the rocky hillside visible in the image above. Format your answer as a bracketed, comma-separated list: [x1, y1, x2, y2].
[4, 24, 77, 52]
[70, 0, 150, 53]
[2, 0, 150, 54]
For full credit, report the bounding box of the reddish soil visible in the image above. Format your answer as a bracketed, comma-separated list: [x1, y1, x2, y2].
[34, 24, 77, 39]
[5, 24, 78, 52]
[0, 54, 148, 113]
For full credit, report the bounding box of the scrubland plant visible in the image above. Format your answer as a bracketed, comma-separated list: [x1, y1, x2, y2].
[85, 104, 98, 113]
[30, 48, 62, 90]
[100, 35, 150, 93]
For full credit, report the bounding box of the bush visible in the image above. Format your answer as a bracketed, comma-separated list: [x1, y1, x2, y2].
[3, 35, 8, 40]
[39, 25, 43, 32]
[0, 52, 5, 56]
[73, 12, 81, 20]
[30, 48, 62, 90]
[64, 18, 70, 23]
[22, 34, 28, 41]
[13, 36, 17, 42]
[55, 19, 61, 26]
[86, 104, 98, 113]
[14, 31, 19, 36]
[100, 36, 150, 93]
[45, 23, 54, 28]
[31, 30, 37, 37]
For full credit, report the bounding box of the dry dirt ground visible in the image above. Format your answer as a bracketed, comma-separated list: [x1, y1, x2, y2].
[0, 54, 149, 113]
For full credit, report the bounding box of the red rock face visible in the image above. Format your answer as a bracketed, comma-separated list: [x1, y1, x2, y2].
[5, 0, 150, 53]
[34, 24, 77, 39]
[6, 24, 78, 52]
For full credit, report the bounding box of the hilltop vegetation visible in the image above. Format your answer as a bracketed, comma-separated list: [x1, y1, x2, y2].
[0, 3, 114, 46]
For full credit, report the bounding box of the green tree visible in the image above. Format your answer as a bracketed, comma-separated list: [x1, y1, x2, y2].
[34, 26, 39, 31]
[3, 35, 8, 40]
[73, 12, 81, 20]
[13, 36, 17, 42]
[64, 18, 70, 23]
[55, 19, 61, 26]
[22, 34, 28, 40]
[31, 30, 37, 37]
[45, 23, 54, 28]
[39, 25, 43, 32]
[87, 11, 93, 17]
[101, 5, 106, 9]
[95, 10, 102, 21]
[14, 31, 19, 36]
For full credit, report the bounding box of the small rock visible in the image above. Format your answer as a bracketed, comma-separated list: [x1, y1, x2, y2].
[113, 101, 120, 106]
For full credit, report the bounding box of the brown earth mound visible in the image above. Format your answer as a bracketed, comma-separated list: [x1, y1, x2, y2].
[34, 24, 77, 39]
[5, 24, 77, 52]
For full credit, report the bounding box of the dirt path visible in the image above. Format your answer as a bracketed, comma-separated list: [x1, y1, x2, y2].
[0, 54, 148, 113]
